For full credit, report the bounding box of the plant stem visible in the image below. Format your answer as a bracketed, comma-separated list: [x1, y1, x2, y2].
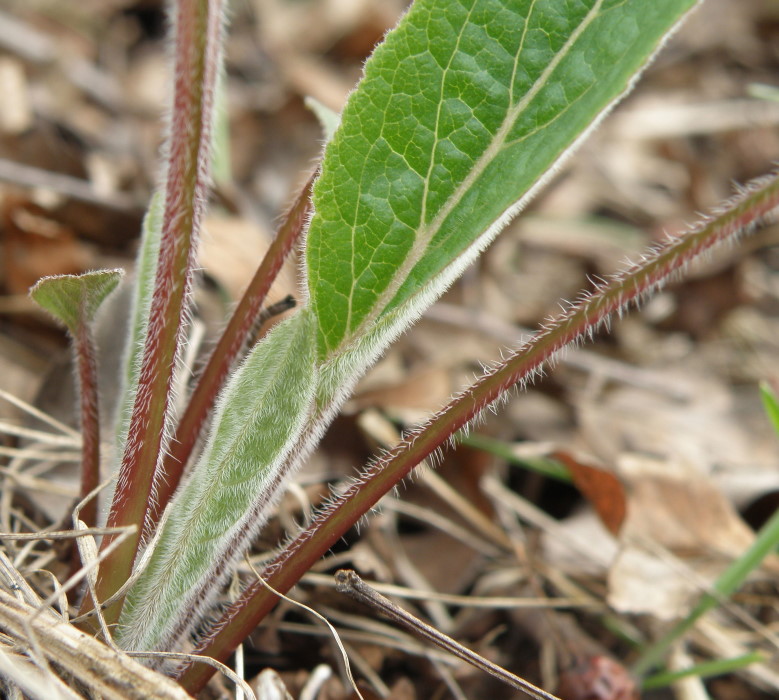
[73, 319, 100, 529]
[632, 505, 779, 677]
[177, 171, 779, 693]
[148, 174, 313, 531]
[85, 0, 224, 625]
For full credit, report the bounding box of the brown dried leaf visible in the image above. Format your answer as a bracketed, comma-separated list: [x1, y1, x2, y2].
[199, 214, 296, 303]
[552, 451, 628, 536]
[607, 455, 777, 618]
[2, 197, 92, 294]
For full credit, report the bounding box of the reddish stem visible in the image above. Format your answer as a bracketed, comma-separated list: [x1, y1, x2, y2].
[83, 0, 224, 624]
[147, 174, 314, 532]
[177, 171, 779, 693]
[73, 318, 100, 529]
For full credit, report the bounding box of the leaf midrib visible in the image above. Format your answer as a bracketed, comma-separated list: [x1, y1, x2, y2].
[335, 0, 605, 358]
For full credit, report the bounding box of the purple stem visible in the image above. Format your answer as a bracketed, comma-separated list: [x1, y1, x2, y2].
[177, 171, 779, 693]
[84, 0, 224, 624]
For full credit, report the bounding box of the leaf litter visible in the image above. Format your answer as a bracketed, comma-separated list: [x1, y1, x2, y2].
[0, 1, 778, 698]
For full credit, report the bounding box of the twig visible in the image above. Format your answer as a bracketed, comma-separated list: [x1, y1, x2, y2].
[334, 569, 561, 700]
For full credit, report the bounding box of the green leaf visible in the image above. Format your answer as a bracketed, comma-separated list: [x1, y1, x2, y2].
[307, 0, 699, 360]
[118, 309, 318, 652]
[760, 381, 779, 437]
[305, 96, 341, 143]
[113, 190, 164, 451]
[30, 270, 123, 333]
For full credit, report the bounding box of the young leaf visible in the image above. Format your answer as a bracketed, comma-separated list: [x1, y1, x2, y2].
[30, 269, 123, 528]
[30, 270, 123, 332]
[113, 191, 164, 454]
[304, 96, 341, 143]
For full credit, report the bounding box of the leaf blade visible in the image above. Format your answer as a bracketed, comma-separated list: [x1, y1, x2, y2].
[307, 0, 699, 359]
[118, 309, 318, 652]
[30, 270, 123, 332]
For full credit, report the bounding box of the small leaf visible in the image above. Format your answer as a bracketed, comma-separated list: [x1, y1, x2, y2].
[30, 270, 123, 333]
[304, 96, 341, 143]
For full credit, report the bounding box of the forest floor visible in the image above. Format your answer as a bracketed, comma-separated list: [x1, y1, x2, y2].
[0, 1, 778, 698]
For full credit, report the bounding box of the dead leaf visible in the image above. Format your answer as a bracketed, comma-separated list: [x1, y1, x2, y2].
[199, 214, 296, 303]
[552, 451, 628, 536]
[2, 196, 93, 293]
[618, 455, 757, 558]
[607, 454, 778, 618]
[347, 367, 453, 417]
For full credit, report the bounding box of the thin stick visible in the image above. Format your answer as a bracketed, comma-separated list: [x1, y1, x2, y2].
[334, 569, 561, 700]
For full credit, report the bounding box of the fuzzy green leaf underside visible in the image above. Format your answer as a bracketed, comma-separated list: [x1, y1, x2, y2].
[30, 270, 123, 332]
[114, 191, 164, 450]
[307, 0, 698, 359]
[117, 310, 318, 652]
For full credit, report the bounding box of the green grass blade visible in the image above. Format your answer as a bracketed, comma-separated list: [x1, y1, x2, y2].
[633, 506, 779, 677]
[759, 381, 779, 436]
[642, 652, 766, 691]
[457, 433, 572, 482]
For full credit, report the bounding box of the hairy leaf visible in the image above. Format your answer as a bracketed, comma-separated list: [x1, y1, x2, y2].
[307, 0, 699, 361]
[114, 191, 163, 450]
[30, 270, 123, 332]
[118, 309, 318, 652]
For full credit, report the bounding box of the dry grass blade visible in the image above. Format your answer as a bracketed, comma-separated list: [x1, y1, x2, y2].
[126, 650, 257, 700]
[0, 389, 80, 439]
[0, 589, 190, 699]
[0, 646, 81, 700]
[248, 560, 364, 700]
[303, 571, 595, 609]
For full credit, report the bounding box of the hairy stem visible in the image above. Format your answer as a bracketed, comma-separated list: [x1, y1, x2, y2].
[86, 0, 224, 624]
[73, 319, 100, 529]
[148, 174, 314, 531]
[177, 171, 779, 693]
